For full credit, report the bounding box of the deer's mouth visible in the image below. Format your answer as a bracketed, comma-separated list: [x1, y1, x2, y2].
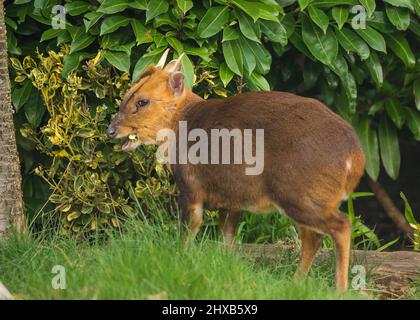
[121, 133, 140, 151]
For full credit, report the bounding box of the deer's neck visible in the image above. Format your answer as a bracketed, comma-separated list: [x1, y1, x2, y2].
[170, 90, 204, 131]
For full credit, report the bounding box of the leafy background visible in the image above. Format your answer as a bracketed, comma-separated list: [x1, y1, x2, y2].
[6, 0, 420, 238]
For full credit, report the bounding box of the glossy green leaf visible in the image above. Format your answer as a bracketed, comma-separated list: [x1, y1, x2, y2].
[100, 31, 130, 49]
[416, 0, 420, 15]
[100, 15, 130, 35]
[131, 20, 153, 45]
[368, 101, 384, 116]
[331, 55, 357, 113]
[301, 16, 338, 66]
[290, 32, 314, 59]
[236, 10, 261, 42]
[176, 0, 193, 14]
[382, 0, 414, 11]
[385, 5, 410, 30]
[12, 80, 32, 112]
[146, 0, 169, 22]
[197, 6, 229, 38]
[281, 13, 296, 38]
[24, 90, 45, 128]
[310, 0, 358, 7]
[365, 51, 383, 88]
[222, 40, 243, 76]
[332, 6, 349, 29]
[83, 12, 104, 31]
[240, 38, 272, 75]
[7, 31, 21, 55]
[153, 13, 178, 29]
[405, 108, 420, 140]
[111, 42, 135, 55]
[65, 1, 91, 16]
[103, 50, 130, 73]
[129, 0, 147, 10]
[385, 98, 405, 128]
[384, 32, 415, 68]
[238, 36, 256, 74]
[308, 6, 329, 33]
[14, 0, 32, 4]
[353, 116, 380, 181]
[222, 26, 240, 42]
[167, 37, 184, 53]
[246, 72, 270, 91]
[219, 62, 235, 87]
[184, 45, 212, 62]
[355, 26, 387, 53]
[400, 192, 418, 225]
[40, 28, 65, 42]
[367, 11, 396, 33]
[231, 0, 279, 22]
[98, 0, 130, 14]
[379, 115, 400, 180]
[70, 28, 95, 53]
[180, 54, 194, 89]
[257, 3, 283, 22]
[5, 17, 17, 30]
[298, 0, 312, 10]
[260, 19, 287, 46]
[359, 0, 376, 17]
[62, 52, 92, 78]
[231, 0, 260, 22]
[336, 27, 370, 60]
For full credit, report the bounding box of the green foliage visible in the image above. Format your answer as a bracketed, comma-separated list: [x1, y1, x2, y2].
[400, 192, 420, 251]
[7, 0, 420, 184]
[12, 48, 177, 233]
[5, 0, 420, 233]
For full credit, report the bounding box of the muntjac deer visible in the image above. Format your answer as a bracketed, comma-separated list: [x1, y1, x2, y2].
[107, 50, 365, 292]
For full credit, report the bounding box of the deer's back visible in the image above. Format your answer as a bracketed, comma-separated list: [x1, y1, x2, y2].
[174, 91, 365, 211]
[182, 91, 360, 161]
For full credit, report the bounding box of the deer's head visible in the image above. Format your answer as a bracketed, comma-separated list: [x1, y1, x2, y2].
[107, 50, 187, 151]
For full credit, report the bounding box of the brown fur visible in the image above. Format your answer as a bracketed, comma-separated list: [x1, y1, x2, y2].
[108, 64, 366, 292]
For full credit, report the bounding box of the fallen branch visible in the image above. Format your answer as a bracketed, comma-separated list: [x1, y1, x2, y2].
[237, 243, 420, 297]
[365, 176, 413, 237]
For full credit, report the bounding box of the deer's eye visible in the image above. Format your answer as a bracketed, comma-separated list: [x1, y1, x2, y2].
[135, 99, 149, 111]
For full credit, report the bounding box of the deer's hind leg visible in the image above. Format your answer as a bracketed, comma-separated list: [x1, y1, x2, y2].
[295, 225, 324, 277]
[276, 201, 351, 292]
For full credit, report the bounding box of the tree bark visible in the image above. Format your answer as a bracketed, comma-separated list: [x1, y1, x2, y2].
[0, 1, 24, 235]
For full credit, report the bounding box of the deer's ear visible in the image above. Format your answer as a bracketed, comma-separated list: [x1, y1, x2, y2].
[169, 72, 184, 96]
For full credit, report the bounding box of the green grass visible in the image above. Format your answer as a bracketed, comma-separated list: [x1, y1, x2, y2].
[0, 221, 369, 300]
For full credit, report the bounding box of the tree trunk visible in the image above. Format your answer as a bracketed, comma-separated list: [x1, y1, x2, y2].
[0, 1, 24, 235]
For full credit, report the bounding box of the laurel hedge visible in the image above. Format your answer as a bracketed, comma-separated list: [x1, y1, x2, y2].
[6, 0, 420, 231]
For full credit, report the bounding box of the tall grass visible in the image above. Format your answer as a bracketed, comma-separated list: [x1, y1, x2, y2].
[0, 221, 367, 300]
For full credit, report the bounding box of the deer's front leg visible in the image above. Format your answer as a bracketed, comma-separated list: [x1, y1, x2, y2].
[180, 196, 203, 247]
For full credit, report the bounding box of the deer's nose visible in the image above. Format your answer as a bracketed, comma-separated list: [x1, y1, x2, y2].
[107, 126, 117, 139]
